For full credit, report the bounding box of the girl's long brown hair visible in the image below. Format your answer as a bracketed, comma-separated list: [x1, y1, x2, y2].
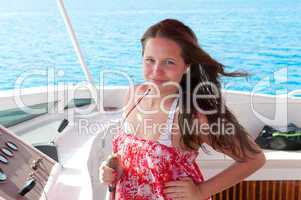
[141, 19, 262, 162]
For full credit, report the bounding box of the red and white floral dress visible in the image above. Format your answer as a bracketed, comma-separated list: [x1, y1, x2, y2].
[112, 96, 211, 200]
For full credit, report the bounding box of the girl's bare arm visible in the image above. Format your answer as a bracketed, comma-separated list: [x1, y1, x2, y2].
[197, 114, 266, 198]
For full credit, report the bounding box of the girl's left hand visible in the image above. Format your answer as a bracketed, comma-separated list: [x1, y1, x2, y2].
[163, 177, 207, 200]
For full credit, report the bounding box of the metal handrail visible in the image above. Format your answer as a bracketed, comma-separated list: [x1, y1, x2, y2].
[56, 0, 103, 112]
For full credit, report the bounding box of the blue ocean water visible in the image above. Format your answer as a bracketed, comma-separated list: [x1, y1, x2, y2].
[0, 0, 300, 94]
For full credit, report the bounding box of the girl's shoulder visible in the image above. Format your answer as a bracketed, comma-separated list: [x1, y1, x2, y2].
[123, 84, 143, 110]
[123, 83, 147, 103]
[121, 83, 148, 122]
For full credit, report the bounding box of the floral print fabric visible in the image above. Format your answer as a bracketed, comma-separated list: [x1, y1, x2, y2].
[112, 129, 211, 200]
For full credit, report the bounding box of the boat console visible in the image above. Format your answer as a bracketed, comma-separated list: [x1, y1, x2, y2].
[0, 125, 58, 200]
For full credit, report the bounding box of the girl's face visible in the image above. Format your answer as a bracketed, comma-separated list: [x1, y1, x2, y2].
[142, 37, 188, 88]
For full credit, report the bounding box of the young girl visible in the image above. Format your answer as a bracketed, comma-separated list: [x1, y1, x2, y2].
[99, 19, 266, 200]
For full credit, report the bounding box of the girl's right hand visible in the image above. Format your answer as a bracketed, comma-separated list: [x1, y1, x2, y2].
[99, 154, 122, 185]
[99, 163, 117, 185]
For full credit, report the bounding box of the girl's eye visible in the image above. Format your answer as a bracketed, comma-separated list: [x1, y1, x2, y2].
[144, 58, 155, 64]
[165, 60, 175, 65]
